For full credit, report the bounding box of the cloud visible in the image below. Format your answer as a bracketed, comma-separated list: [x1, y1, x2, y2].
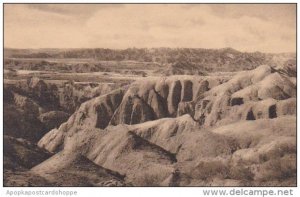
[26, 4, 123, 18]
[210, 4, 295, 26]
[4, 4, 296, 53]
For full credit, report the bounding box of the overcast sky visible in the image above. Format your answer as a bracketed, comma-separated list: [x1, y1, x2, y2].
[4, 4, 296, 53]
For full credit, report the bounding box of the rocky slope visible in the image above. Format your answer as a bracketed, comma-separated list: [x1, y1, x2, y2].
[4, 135, 51, 170]
[31, 151, 126, 186]
[38, 65, 295, 138]
[39, 125, 176, 185]
[3, 135, 52, 186]
[36, 64, 296, 186]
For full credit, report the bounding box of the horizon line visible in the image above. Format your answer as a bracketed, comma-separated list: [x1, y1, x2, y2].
[3, 47, 296, 54]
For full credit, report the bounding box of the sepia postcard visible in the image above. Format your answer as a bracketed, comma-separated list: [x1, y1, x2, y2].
[1, 2, 297, 195]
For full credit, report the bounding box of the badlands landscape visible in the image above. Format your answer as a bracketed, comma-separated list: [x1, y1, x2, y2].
[3, 48, 296, 186]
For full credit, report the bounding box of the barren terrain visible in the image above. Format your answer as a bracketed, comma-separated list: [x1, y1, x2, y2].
[3, 48, 296, 186]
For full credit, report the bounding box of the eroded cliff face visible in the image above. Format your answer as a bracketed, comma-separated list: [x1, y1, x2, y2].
[35, 64, 296, 186]
[39, 65, 295, 141]
[3, 77, 121, 143]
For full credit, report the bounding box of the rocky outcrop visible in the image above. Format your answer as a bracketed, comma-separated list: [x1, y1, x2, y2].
[13, 92, 45, 116]
[39, 111, 70, 130]
[110, 95, 156, 125]
[39, 65, 296, 153]
[35, 64, 296, 186]
[110, 65, 295, 128]
[194, 65, 296, 127]
[110, 76, 224, 125]
[38, 89, 125, 152]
